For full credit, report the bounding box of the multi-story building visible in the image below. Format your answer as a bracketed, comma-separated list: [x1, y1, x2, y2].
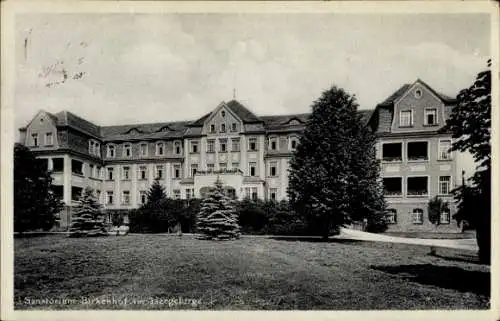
[368, 79, 475, 232]
[19, 80, 475, 232]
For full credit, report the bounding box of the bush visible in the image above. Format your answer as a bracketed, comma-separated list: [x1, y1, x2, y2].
[237, 199, 269, 234]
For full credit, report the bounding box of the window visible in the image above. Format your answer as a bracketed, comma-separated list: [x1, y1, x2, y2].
[140, 143, 148, 157]
[122, 191, 130, 205]
[174, 141, 182, 155]
[383, 177, 402, 196]
[107, 167, 114, 180]
[424, 108, 438, 125]
[382, 143, 402, 162]
[207, 163, 215, 172]
[31, 133, 38, 146]
[190, 164, 198, 177]
[400, 110, 413, 127]
[173, 189, 181, 199]
[96, 166, 102, 179]
[269, 161, 278, 177]
[439, 176, 451, 195]
[387, 209, 397, 224]
[221, 124, 226, 133]
[106, 191, 114, 205]
[138, 166, 148, 180]
[231, 123, 237, 132]
[440, 208, 451, 224]
[407, 177, 428, 196]
[207, 140, 215, 153]
[407, 141, 428, 161]
[219, 163, 227, 171]
[174, 164, 181, 178]
[248, 138, 257, 151]
[439, 140, 452, 160]
[123, 143, 132, 158]
[219, 139, 227, 152]
[122, 166, 130, 180]
[249, 162, 257, 177]
[221, 110, 226, 117]
[71, 186, 83, 202]
[251, 187, 258, 200]
[89, 140, 100, 156]
[45, 133, 53, 145]
[139, 191, 147, 205]
[107, 145, 116, 158]
[52, 158, 64, 172]
[269, 188, 278, 201]
[186, 188, 194, 200]
[414, 89, 422, 98]
[231, 138, 240, 152]
[232, 162, 239, 170]
[155, 165, 164, 179]
[412, 208, 424, 224]
[269, 138, 277, 151]
[210, 124, 215, 133]
[71, 160, 83, 175]
[89, 164, 94, 177]
[290, 137, 299, 151]
[96, 190, 101, 202]
[191, 141, 199, 153]
[156, 142, 164, 156]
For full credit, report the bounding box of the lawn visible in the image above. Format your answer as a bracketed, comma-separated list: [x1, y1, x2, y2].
[14, 234, 490, 310]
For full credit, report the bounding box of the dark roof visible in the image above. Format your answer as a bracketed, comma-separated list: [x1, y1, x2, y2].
[261, 113, 309, 131]
[225, 100, 262, 123]
[190, 113, 211, 126]
[100, 121, 190, 141]
[378, 84, 412, 106]
[417, 79, 456, 103]
[53, 111, 101, 137]
[358, 109, 374, 125]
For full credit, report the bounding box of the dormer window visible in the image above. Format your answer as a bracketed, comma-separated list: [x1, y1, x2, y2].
[174, 141, 182, 155]
[424, 108, 438, 126]
[269, 137, 278, 151]
[210, 124, 215, 133]
[31, 133, 38, 147]
[123, 143, 132, 158]
[289, 136, 299, 151]
[139, 143, 148, 157]
[156, 142, 165, 156]
[107, 144, 116, 158]
[399, 110, 413, 127]
[89, 139, 101, 156]
[220, 123, 226, 133]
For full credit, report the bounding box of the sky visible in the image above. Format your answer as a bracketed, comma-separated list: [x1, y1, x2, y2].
[14, 13, 490, 129]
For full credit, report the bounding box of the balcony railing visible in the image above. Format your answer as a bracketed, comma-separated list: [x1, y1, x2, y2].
[195, 168, 244, 176]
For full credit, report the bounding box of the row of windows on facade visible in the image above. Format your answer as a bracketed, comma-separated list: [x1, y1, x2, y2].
[96, 187, 279, 206]
[381, 139, 451, 162]
[99, 136, 299, 159]
[386, 208, 451, 225]
[102, 160, 281, 181]
[209, 121, 238, 133]
[399, 108, 440, 127]
[42, 157, 282, 179]
[383, 175, 452, 197]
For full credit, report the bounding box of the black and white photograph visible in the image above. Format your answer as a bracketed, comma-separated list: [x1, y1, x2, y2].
[1, 1, 498, 320]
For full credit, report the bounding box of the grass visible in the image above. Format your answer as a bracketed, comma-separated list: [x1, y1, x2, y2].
[14, 234, 490, 310]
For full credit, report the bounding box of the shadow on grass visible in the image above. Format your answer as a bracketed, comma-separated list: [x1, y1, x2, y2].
[269, 236, 364, 244]
[371, 264, 490, 296]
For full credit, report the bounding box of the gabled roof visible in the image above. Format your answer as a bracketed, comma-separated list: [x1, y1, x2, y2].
[225, 100, 262, 123]
[358, 109, 374, 125]
[377, 79, 456, 107]
[378, 84, 412, 107]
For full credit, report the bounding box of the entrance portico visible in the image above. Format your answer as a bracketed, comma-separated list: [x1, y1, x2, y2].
[194, 169, 244, 199]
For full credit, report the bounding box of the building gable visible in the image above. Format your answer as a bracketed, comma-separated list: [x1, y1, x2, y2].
[201, 102, 245, 136]
[23, 110, 59, 148]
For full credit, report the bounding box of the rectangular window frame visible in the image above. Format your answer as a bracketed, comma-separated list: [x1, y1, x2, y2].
[407, 140, 429, 162]
[406, 176, 430, 197]
[382, 176, 403, 197]
[45, 132, 53, 146]
[381, 141, 403, 163]
[438, 176, 452, 195]
[424, 108, 438, 126]
[399, 110, 413, 127]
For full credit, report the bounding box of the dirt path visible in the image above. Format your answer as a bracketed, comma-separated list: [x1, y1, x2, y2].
[336, 228, 478, 251]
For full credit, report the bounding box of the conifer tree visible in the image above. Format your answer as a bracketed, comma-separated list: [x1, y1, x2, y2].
[196, 178, 241, 240]
[288, 85, 387, 239]
[68, 186, 107, 237]
[146, 179, 167, 205]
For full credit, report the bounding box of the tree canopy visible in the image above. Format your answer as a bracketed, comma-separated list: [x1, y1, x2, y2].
[287, 86, 387, 238]
[14, 143, 64, 232]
